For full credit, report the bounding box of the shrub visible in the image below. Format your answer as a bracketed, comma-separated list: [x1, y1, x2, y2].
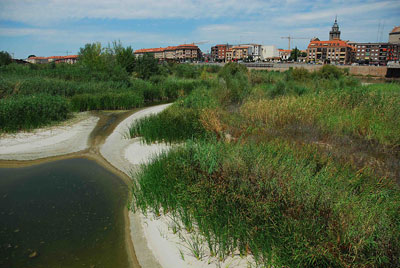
[0, 51, 12, 66]
[316, 64, 345, 79]
[132, 139, 400, 267]
[249, 70, 271, 85]
[174, 64, 200, 79]
[205, 65, 222, 73]
[134, 53, 160, 80]
[71, 92, 144, 111]
[0, 94, 70, 131]
[218, 63, 250, 103]
[177, 87, 219, 110]
[290, 67, 310, 81]
[128, 105, 206, 143]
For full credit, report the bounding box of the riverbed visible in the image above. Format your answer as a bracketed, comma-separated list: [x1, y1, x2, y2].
[0, 158, 129, 268]
[0, 110, 141, 268]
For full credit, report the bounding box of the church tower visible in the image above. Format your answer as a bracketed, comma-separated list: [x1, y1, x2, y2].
[329, 17, 341, 40]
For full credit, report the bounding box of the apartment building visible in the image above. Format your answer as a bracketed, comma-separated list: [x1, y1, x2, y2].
[241, 44, 262, 60]
[225, 49, 233, 62]
[351, 43, 388, 65]
[389, 26, 400, 45]
[278, 49, 291, 61]
[134, 44, 201, 61]
[26, 55, 78, 64]
[210, 44, 231, 62]
[307, 40, 352, 64]
[260, 45, 279, 61]
[232, 46, 249, 60]
[387, 43, 400, 63]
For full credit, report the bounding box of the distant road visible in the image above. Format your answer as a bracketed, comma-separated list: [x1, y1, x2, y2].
[194, 62, 392, 78]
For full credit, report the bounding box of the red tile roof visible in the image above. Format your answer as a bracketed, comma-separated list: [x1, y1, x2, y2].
[135, 44, 199, 54]
[134, 47, 165, 53]
[391, 26, 400, 34]
[29, 55, 78, 60]
[307, 40, 350, 48]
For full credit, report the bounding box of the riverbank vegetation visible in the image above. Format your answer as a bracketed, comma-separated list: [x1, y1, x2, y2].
[0, 42, 215, 132]
[130, 63, 400, 267]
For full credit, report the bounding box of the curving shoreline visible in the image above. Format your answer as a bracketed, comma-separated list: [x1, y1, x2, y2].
[0, 105, 171, 268]
[100, 103, 172, 268]
[0, 104, 252, 268]
[101, 104, 253, 268]
[0, 112, 99, 161]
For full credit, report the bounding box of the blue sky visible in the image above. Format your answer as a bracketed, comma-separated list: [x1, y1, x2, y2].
[0, 0, 399, 59]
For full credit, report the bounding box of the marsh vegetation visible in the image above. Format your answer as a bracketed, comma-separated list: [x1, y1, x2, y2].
[0, 42, 211, 132]
[129, 63, 400, 267]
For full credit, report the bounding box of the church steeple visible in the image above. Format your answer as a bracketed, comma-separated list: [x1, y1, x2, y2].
[329, 17, 341, 40]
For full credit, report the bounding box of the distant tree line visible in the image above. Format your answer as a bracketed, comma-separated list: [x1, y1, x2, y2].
[78, 41, 160, 80]
[0, 51, 12, 66]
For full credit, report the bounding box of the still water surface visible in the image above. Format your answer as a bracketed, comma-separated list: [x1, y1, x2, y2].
[0, 158, 129, 268]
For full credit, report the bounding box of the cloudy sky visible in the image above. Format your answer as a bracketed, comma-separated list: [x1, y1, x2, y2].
[0, 0, 399, 58]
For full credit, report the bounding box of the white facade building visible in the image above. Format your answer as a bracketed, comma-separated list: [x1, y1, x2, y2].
[260, 45, 280, 61]
[242, 44, 262, 60]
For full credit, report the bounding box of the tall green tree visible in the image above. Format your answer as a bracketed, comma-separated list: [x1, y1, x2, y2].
[78, 42, 105, 70]
[290, 47, 300, 62]
[134, 53, 160, 80]
[112, 41, 136, 73]
[0, 51, 12, 66]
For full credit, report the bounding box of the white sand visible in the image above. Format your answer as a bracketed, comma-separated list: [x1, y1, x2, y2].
[0, 113, 99, 161]
[101, 104, 254, 268]
[0, 103, 254, 267]
[124, 141, 170, 165]
[100, 103, 172, 175]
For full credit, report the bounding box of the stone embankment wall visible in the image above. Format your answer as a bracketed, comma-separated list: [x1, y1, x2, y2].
[248, 64, 388, 78]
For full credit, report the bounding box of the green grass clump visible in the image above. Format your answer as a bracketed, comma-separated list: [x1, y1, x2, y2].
[128, 86, 220, 143]
[161, 77, 210, 100]
[249, 70, 283, 85]
[218, 63, 251, 103]
[128, 105, 205, 143]
[241, 85, 400, 147]
[0, 75, 130, 97]
[173, 64, 201, 79]
[127, 62, 400, 266]
[70, 92, 144, 111]
[132, 139, 400, 267]
[0, 94, 70, 132]
[1, 62, 129, 82]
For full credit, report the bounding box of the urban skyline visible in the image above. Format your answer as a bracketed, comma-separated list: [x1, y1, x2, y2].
[1, 0, 400, 59]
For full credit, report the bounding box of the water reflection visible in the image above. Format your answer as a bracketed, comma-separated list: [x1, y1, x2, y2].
[0, 158, 129, 268]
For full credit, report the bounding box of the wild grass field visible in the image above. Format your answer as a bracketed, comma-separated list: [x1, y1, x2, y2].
[0, 43, 215, 132]
[129, 63, 400, 267]
[2, 45, 399, 266]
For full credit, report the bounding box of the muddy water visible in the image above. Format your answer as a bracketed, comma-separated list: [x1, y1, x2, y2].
[0, 110, 139, 268]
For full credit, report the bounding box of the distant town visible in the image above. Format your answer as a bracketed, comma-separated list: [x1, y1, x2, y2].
[24, 19, 400, 67]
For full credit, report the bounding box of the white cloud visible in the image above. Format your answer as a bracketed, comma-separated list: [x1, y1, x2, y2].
[277, 0, 399, 24]
[0, 0, 277, 24]
[1, 0, 399, 57]
[0, 26, 183, 47]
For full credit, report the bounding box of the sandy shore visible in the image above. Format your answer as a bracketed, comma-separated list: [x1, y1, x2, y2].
[100, 104, 254, 268]
[0, 113, 99, 161]
[0, 104, 253, 267]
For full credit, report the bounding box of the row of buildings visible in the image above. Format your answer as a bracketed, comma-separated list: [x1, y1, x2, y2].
[206, 20, 400, 66]
[134, 44, 201, 62]
[26, 55, 79, 64]
[24, 20, 400, 66]
[210, 44, 282, 62]
[306, 20, 400, 65]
